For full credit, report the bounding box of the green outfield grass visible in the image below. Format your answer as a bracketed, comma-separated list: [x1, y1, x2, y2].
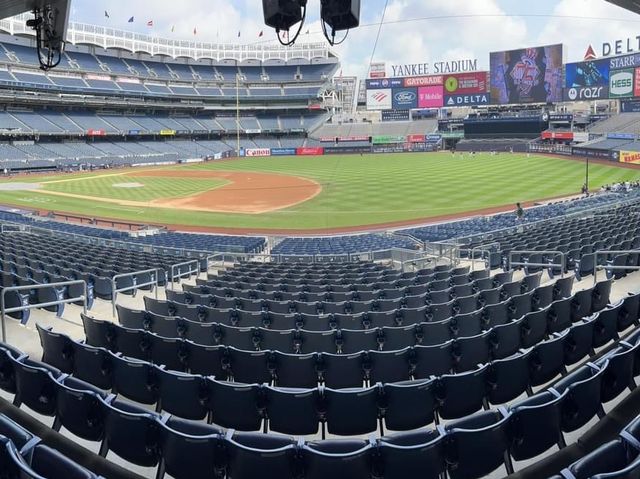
[0, 153, 638, 231]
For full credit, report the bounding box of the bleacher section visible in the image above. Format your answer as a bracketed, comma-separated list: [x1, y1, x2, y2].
[311, 119, 438, 138]
[588, 112, 640, 135]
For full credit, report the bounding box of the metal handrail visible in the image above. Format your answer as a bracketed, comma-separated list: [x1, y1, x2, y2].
[110, 268, 160, 316]
[458, 248, 493, 272]
[0, 280, 87, 342]
[509, 250, 566, 278]
[593, 250, 640, 285]
[168, 260, 200, 290]
[400, 254, 448, 273]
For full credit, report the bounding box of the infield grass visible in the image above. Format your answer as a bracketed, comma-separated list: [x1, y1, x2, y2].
[0, 153, 637, 231]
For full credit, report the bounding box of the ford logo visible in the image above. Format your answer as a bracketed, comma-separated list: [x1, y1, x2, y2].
[395, 91, 416, 102]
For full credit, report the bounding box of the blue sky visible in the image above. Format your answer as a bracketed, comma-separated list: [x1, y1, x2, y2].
[70, 0, 640, 77]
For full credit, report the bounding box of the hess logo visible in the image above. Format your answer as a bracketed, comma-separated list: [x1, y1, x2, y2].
[610, 71, 633, 95]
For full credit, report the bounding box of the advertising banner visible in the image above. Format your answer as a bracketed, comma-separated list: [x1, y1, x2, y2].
[341, 136, 370, 142]
[87, 129, 106, 136]
[610, 69, 634, 98]
[270, 148, 297, 156]
[160, 129, 176, 136]
[373, 146, 405, 154]
[443, 72, 489, 95]
[365, 78, 403, 89]
[369, 62, 386, 79]
[444, 93, 490, 107]
[128, 129, 141, 135]
[573, 132, 589, 143]
[563, 86, 609, 101]
[607, 133, 635, 140]
[404, 75, 443, 88]
[565, 59, 610, 88]
[490, 44, 563, 104]
[245, 148, 271, 157]
[621, 99, 640, 112]
[366, 88, 392, 110]
[634, 68, 640, 97]
[381, 110, 410, 122]
[324, 146, 371, 154]
[418, 86, 444, 108]
[407, 134, 426, 143]
[610, 53, 640, 71]
[372, 135, 406, 144]
[548, 114, 573, 122]
[296, 147, 324, 155]
[392, 88, 418, 109]
[572, 147, 616, 160]
[426, 134, 443, 142]
[541, 131, 574, 141]
[620, 150, 640, 164]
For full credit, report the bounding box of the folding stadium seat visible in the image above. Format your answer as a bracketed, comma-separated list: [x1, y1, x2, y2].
[264, 386, 320, 436]
[36, 324, 73, 374]
[487, 349, 531, 405]
[227, 348, 272, 385]
[531, 283, 554, 311]
[338, 328, 380, 354]
[0, 414, 36, 452]
[207, 379, 264, 431]
[482, 301, 510, 329]
[473, 277, 494, 293]
[257, 328, 296, 353]
[272, 351, 319, 388]
[301, 440, 374, 479]
[520, 308, 549, 349]
[529, 332, 567, 388]
[508, 292, 534, 320]
[114, 326, 150, 362]
[551, 363, 606, 433]
[157, 418, 223, 479]
[181, 319, 214, 345]
[149, 333, 188, 372]
[547, 297, 573, 334]
[17, 439, 101, 479]
[225, 432, 298, 479]
[444, 410, 513, 479]
[116, 305, 148, 331]
[591, 302, 622, 348]
[186, 342, 228, 380]
[12, 357, 61, 418]
[321, 385, 381, 437]
[413, 342, 454, 379]
[617, 292, 640, 332]
[500, 280, 522, 301]
[450, 310, 483, 338]
[99, 398, 162, 468]
[155, 368, 209, 421]
[490, 318, 524, 360]
[451, 294, 479, 316]
[478, 286, 502, 307]
[55, 376, 109, 443]
[318, 352, 365, 389]
[365, 348, 412, 385]
[377, 429, 445, 479]
[298, 330, 338, 354]
[575, 253, 595, 281]
[452, 283, 474, 298]
[453, 332, 491, 373]
[593, 279, 613, 312]
[110, 353, 159, 405]
[144, 297, 172, 317]
[571, 288, 594, 322]
[69, 341, 113, 390]
[561, 319, 595, 366]
[493, 271, 513, 287]
[436, 365, 489, 421]
[366, 311, 398, 329]
[215, 324, 257, 351]
[596, 345, 638, 404]
[81, 314, 116, 351]
[558, 439, 640, 479]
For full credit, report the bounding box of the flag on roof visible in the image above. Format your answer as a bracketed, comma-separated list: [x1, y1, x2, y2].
[104, 10, 109, 18]
[147, 20, 154, 27]
[128, 16, 134, 23]
[171, 25, 175, 33]
[238, 31, 241, 37]
[258, 30, 263, 37]
[193, 27, 197, 35]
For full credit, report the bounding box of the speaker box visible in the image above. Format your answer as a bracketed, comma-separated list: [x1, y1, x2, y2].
[321, 0, 360, 31]
[263, 0, 303, 30]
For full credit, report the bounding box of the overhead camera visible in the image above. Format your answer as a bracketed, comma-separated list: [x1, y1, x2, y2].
[262, 0, 360, 46]
[26, 4, 67, 71]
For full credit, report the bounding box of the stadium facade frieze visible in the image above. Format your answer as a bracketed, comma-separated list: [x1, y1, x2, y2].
[390, 59, 478, 76]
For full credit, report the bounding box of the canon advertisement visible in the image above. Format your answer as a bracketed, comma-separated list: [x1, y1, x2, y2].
[490, 44, 563, 104]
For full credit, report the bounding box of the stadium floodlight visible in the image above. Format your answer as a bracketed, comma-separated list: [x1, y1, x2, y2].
[262, 0, 307, 46]
[320, 0, 360, 45]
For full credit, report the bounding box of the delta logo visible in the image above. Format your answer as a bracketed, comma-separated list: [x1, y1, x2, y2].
[584, 45, 597, 61]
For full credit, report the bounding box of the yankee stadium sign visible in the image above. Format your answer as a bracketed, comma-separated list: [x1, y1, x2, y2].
[391, 59, 478, 76]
